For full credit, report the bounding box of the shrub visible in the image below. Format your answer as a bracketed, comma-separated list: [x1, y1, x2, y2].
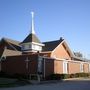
[69, 74, 75, 78]
[0, 71, 28, 79]
[30, 75, 38, 80]
[0, 71, 6, 77]
[46, 73, 90, 80]
[75, 73, 90, 78]
[13, 74, 28, 79]
[46, 74, 69, 80]
[0, 71, 10, 78]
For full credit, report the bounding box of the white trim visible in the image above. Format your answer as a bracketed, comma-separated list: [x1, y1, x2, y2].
[51, 40, 74, 59]
[51, 40, 64, 57]
[52, 57, 89, 64]
[32, 42, 45, 46]
[21, 42, 44, 51]
[80, 62, 84, 72]
[41, 51, 51, 53]
[63, 61, 68, 74]
[20, 42, 44, 46]
[63, 40, 75, 56]
[89, 64, 90, 72]
[5, 40, 18, 51]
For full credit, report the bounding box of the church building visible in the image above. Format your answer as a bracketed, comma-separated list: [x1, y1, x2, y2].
[0, 12, 90, 79]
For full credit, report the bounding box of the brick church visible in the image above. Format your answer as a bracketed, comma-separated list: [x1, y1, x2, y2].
[0, 12, 90, 78]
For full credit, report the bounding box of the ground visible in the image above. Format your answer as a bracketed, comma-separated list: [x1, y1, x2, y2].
[0, 78, 90, 90]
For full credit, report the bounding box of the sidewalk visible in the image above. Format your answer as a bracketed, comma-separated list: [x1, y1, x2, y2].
[63, 77, 90, 81]
[30, 77, 90, 84]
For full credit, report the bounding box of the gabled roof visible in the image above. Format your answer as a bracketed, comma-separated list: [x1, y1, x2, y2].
[61, 40, 75, 58]
[2, 49, 22, 57]
[21, 33, 41, 44]
[2, 38, 20, 47]
[42, 38, 75, 58]
[42, 38, 64, 51]
[0, 38, 21, 51]
[72, 55, 90, 62]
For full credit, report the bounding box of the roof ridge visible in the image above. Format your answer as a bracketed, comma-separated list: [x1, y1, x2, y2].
[2, 37, 20, 47]
[42, 39, 64, 51]
[3, 37, 20, 43]
[43, 39, 62, 43]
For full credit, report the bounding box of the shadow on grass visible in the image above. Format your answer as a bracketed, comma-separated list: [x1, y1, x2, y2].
[0, 79, 31, 88]
[1, 78, 90, 89]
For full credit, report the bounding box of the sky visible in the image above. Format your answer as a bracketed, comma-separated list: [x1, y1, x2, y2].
[0, 0, 90, 58]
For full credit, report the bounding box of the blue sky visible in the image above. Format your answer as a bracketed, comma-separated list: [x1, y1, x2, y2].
[0, 0, 90, 58]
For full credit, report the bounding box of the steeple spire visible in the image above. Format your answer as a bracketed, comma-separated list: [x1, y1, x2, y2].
[30, 11, 35, 34]
[21, 12, 44, 52]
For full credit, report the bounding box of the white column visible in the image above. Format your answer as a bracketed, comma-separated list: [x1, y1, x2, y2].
[89, 64, 90, 72]
[63, 61, 68, 74]
[80, 62, 84, 72]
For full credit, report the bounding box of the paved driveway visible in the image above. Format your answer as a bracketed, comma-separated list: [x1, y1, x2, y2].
[1, 79, 90, 90]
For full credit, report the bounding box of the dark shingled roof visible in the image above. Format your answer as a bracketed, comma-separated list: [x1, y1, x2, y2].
[3, 38, 20, 46]
[42, 38, 64, 51]
[21, 34, 41, 44]
[0, 38, 21, 51]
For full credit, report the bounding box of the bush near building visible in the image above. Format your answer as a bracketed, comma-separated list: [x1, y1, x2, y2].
[0, 71, 90, 80]
[46, 73, 90, 80]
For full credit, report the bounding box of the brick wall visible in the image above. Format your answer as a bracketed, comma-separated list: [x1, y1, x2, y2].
[54, 60, 63, 74]
[51, 44, 71, 60]
[83, 63, 89, 73]
[1, 54, 38, 75]
[43, 58, 54, 77]
[68, 61, 80, 74]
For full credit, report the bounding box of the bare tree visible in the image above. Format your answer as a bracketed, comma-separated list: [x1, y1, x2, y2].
[74, 52, 83, 57]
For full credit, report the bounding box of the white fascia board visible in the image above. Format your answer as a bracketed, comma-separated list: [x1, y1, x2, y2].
[20, 42, 44, 46]
[51, 40, 74, 58]
[32, 42, 45, 46]
[52, 57, 90, 64]
[51, 40, 64, 57]
[63, 40, 75, 57]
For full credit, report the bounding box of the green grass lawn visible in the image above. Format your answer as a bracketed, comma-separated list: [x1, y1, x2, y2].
[0, 78, 30, 88]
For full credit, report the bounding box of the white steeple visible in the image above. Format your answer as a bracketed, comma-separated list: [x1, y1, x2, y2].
[30, 11, 35, 34]
[21, 12, 44, 52]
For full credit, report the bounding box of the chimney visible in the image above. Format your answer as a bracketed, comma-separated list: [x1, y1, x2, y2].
[60, 37, 64, 41]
